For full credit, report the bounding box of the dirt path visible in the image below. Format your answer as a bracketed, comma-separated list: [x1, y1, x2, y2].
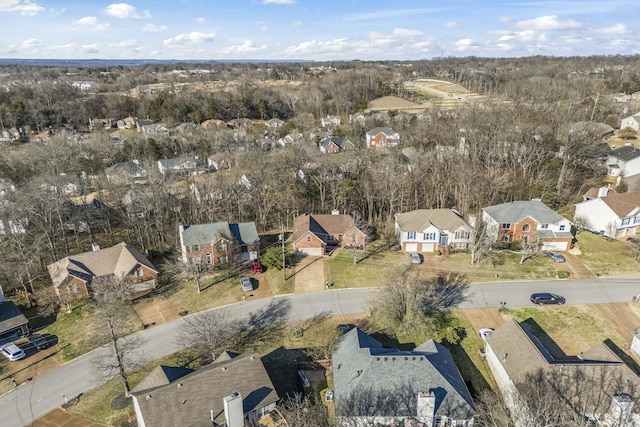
[588, 303, 640, 348]
[461, 307, 506, 332]
[560, 252, 596, 279]
[32, 408, 103, 426]
[133, 297, 180, 327]
[293, 256, 326, 293]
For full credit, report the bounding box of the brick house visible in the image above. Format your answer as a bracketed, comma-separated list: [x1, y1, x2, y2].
[319, 136, 355, 154]
[179, 222, 260, 265]
[366, 127, 400, 148]
[482, 199, 574, 251]
[47, 242, 158, 303]
[292, 213, 367, 256]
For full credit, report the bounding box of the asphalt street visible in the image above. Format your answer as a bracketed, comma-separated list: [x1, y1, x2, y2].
[2, 276, 640, 427]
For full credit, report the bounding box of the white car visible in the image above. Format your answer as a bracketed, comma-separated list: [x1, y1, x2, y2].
[240, 277, 253, 292]
[479, 328, 494, 340]
[408, 252, 422, 264]
[1, 343, 26, 361]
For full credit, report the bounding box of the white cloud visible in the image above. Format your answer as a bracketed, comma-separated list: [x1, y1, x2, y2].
[0, 0, 44, 16]
[104, 3, 150, 19]
[284, 38, 350, 55]
[263, 0, 296, 4]
[444, 21, 459, 28]
[453, 38, 478, 52]
[142, 23, 167, 32]
[75, 16, 96, 25]
[595, 23, 629, 35]
[218, 40, 267, 54]
[109, 39, 143, 52]
[81, 44, 100, 54]
[22, 38, 41, 47]
[346, 8, 447, 21]
[392, 28, 422, 37]
[499, 16, 511, 23]
[516, 15, 581, 31]
[163, 31, 215, 48]
[196, 17, 205, 23]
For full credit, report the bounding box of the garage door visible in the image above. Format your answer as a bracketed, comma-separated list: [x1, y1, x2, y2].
[404, 243, 418, 252]
[299, 247, 323, 256]
[420, 243, 435, 252]
[542, 241, 567, 251]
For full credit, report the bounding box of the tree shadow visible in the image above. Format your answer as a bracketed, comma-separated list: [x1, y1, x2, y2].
[441, 337, 492, 397]
[234, 298, 292, 349]
[604, 338, 640, 376]
[262, 346, 311, 399]
[355, 241, 394, 264]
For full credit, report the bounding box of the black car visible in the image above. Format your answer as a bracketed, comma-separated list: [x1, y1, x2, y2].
[530, 293, 565, 305]
[28, 334, 50, 351]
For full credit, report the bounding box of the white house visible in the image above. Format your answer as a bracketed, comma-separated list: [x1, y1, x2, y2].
[574, 190, 640, 239]
[621, 112, 640, 131]
[607, 145, 640, 178]
[394, 209, 473, 253]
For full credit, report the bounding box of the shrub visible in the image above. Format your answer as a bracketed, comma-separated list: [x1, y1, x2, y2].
[557, 270, 570, 279]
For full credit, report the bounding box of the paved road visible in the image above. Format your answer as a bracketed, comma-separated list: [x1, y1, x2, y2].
[3, 276, 640, 427]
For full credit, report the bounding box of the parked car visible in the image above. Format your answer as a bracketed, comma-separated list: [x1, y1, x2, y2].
[530, 292, 565, 305]
[408, 252, 422, 264]
[546, 251, 566, 263]
[240, 277, 253, 292]
[627, 237, 640, 245]
[28, 334, 49, 351]
[0, 343, 26, 361]
[252, 262, 263, 273]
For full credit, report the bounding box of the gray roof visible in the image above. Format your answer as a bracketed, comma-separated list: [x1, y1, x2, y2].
[320, 136, 351, 150]
[229, 222, 260, 246]
[158, 156, 199, 170]
[395, 209, 469, 232]
[366, 126, 397, 137]
[105, 161, 145, 175]
[131, 353, 279, 427]
[609, 145, 640, 162]
[483, 200, 567, 224]
[180, 222, 232, 247]
[0, 301, 29, 336]
[332, 328, 476, 420]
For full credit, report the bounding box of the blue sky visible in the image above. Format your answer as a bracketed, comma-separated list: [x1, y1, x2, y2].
[0, 0, 638, 60]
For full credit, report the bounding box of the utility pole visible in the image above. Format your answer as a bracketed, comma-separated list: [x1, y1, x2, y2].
[281, 225, 286, 284]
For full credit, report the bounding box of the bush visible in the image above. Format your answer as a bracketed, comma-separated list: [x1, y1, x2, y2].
[434, 250, 442, 256]
[557, 270, 570, 279]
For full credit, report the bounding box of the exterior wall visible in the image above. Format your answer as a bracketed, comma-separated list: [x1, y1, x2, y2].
[482, 211, 501, 242]
[183, 241, 232, 266]
[540, 238, 572, 251]
[395, 223, 441, 253]
[342, 228, 366, 248]
[574, 198, 619, 237]
[129, 264, 158, 290]
[132, 397, 147, 427]
[509, 217, 538, 243]
[631, 335, 640, 361]
[621, 116, 640, 131]
[57, 277, 90, 302]
[608, 156, 640, 178]
[294, 231, 325, 256]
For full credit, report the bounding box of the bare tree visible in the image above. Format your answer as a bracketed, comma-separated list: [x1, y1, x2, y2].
[177, 310, 239, 363]
[278, 393, 331, 427]
[519, 239, 542, 264]
[470, 219, 492, 266]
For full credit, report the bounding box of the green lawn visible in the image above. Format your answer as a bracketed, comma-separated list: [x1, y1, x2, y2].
[574, 231, 640, 276]
[325, 242, 406, 288]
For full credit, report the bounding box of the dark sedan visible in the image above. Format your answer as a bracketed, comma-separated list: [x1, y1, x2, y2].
[530, 292, 566, 305]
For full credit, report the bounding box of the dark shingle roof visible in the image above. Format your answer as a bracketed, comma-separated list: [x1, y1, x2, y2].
[609, 145, 640, 162]
[229, 222, 260, 246]
[483, 199, 567, 224]
[332, 328, 476, 420]
[0, 301, 29, 337]
[180, 222, 232, 247]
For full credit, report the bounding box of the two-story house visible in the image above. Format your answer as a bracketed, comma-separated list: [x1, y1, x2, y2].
[394, 209, 473, 253]
[319, 136, 355, 154]
[366, 127, 400, 148]
[607, 145, 640, 179]
[157, 156, 202, 176]
[47, 242, 158, 303]
[574, 190, 640, 239]
[179, 221, 260, 265]
[482, 199, 574, 251]
[621, 112, 640, 131]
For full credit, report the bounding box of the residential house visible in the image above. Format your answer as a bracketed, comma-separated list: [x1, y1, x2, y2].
[332, 328, 476, 427]
[200, 119, 227, 130]
[136, 119, 153, 133]
[207, 153, 234, 171]
[179, 221, 260, 265]
[157, 156, 202, 176]
[366, 127, 400, 148]
[265, 118, 285, 128]
[121, 188, 181, 220]
[90, 118, 112, 131]
[131, 352, 279, 427]
[276, 132, 303, 148]
[582, 186, 615, 201]
[607, 145, 640, 178]
[142, 123, 170, 137]
[227, 118, 254, 129]
[105, 160, 147, 185]
[321, 115, 341, 128]
[116, 116, 136, 130]
[0, 129, 12, 142]
[47, 242, 158, 303]
[0, 286, 30, 343]
[614, 93, 632, 103]
[394, 209, 473, 253]
[319, 136, 355, 154]
[621, 112, 640, 131]
[292, 212, 367, 256]
[174, 122, 199, 134]
[348, 113, 366, 125]
[568, 121, 615, 139]
[482, 199, 574, 251]
[483, 319, 640, 427]
[574, 190, 640, 239]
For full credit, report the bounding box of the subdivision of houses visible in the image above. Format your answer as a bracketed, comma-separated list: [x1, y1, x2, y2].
[131, 352, 279, 427]
[394, 209, 474, 253]
[366, 127, 400, 148]
[292, 212, 367, 256]
[47, 242, 158, 303]
[483, 319, 640, 427]
[607, 145, 640, 179]
[482, 199, 574, 251]
[574, 190, 640, 239]
[332, 328, 477, 427]
[179, 221, 260, 264]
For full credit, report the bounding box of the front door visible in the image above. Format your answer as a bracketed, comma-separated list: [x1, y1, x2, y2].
[440, 235, 448, 245]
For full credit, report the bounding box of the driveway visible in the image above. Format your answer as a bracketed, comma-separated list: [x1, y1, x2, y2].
[556, 251, 596, 279]
[293, 256, 326, 293]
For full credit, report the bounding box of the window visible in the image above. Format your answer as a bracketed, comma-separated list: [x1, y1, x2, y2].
[501, 223, 511, 230]
[352, 234, 356, 243]
[522, 236, 529, 243]
[455, 231, 470, 240]
[426, 233, 436, 240]
[136, 268, 143, 277]
[522, 224, 530, 232]
[205, 253, 212, 264]
[559, 225, 566, 231]
[193, 244, 201, 251]
[540, 224, 549, 229]
[307, 236, 311, 242]
[622, 218, 631, 226]
[220, 242, 227, 252]
[502, 234, 510, 242]
[407, 231, 416, 239]
[186, 245, 192, 253]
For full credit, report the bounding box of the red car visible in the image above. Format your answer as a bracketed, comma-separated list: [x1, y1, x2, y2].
[252, 262, 263, 273]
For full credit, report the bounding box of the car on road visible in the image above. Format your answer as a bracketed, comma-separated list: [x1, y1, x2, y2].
[252, 262, 263, 273]
[546, 251, 566, 263]
[408, 252, 422, 264]
[627, 237, 640, 245]
[240, 277, 253, 292]
[28, 334, 50, 351]
[530, 292, 565, 305]
[1, 342, 26, 361]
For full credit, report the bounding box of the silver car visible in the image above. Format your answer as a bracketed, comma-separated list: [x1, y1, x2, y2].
[408, 252, 422, 264]
[1, 343, 26, 361]
[240, 277, 253, 292]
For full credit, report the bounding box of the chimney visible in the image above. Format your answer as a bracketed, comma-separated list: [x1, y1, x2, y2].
[331, 209, 340, 215]
[223, 392, 243, 427]
[416, 391, 436, 427]
[91, 242, 100, 252]
[597, 187, 609, 198]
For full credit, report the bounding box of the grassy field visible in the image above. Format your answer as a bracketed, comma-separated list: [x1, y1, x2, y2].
[325, 242, 405, 288]
[574, 231, 640, 276]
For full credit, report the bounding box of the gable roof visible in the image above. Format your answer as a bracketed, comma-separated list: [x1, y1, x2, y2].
[483, 199, 567, 224]
[609, 145, 640, 162]
[598, 191, 640, 218]
[180, 222, 232, 247]
[131, 353, 279, 427]
[292, 214, 362, 244]
[367, 127, 398, 137]
[106, 161, 145, 176]
[229, 222, 260, 246]
[320, 136, 352, 150]
[47, 242, 156, 289]
[332, 328, 476, 420]
[395, 209, 469, 232]
[0, 301, 29, 337]
[158, 156, 199, 170]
